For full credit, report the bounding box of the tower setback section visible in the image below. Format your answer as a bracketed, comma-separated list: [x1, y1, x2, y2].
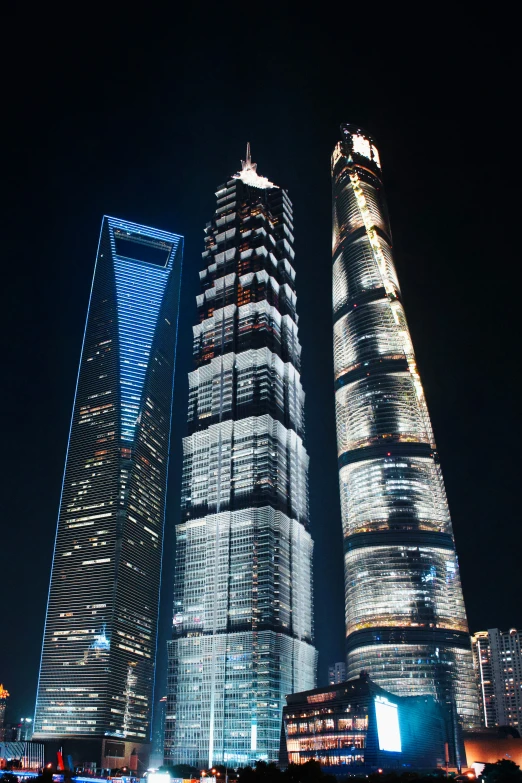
[165, 149, 317, 768]
[34, 217, 183, 767]
[331, 125, 479, 730]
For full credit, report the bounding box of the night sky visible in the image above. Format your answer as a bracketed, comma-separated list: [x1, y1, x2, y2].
[2, 8, 519, 725]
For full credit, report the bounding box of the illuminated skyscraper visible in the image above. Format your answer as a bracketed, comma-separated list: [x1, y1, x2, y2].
[0, 685, 9, 742]
[165, 148, 316, 767]
[472, 629, 522, 729]
[34, 217, 183, 766]
[331, 125, 479, 728]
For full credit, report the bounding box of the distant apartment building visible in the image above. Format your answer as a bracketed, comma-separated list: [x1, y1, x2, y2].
[328, 662, 347, 685]
[472, 629, 522, 730]
[0, 686, 9, 742]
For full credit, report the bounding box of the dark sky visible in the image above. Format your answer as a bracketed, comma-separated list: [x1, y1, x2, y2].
[2, 7, 519, 723]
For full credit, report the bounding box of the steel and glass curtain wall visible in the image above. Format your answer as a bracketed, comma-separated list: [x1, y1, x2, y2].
[331, 125, 479, 727]
[34, 217, 183, 745]
[165, 148, 317, 767]
[281, 675, 449, 771]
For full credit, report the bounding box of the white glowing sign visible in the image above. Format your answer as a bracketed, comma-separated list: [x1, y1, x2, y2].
[148, 774, 171, 783]
[375, 696, 402, 752]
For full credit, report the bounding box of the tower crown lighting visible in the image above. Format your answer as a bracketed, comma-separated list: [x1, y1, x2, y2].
[232, 143, 278, 189]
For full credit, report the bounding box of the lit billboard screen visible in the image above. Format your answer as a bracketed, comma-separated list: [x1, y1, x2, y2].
[375, 696, 402, 753]
[148, 774, 172, 783]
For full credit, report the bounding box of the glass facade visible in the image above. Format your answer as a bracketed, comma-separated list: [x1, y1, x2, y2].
[34, 217, 183, 744]
[331, 125, 479, 727]
[281, 676, 449, 771]
[472, 629, 522, 729]
[165, 148, 317, 767]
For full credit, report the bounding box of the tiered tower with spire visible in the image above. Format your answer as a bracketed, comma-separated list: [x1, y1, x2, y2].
[165, 148, 317, 767]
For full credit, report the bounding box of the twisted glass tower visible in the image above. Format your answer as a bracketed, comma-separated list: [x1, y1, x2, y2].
[331, 125, 479, 728]
[34, 217, 183, 764]
[165, 148, 316, 767]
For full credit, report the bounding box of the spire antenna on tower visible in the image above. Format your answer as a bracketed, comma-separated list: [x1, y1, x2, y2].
[234, 143, 278, 189]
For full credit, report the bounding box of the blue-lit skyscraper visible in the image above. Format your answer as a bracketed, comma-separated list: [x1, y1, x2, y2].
[34, 217, 183, 768]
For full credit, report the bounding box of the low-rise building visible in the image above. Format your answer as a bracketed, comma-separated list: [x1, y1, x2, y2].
[463, 727, 522, 775]
[280, 674, 454, 774]
[0, 741, 45, 770]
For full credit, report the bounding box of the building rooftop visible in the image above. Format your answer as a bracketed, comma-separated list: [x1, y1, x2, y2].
[232, 143, 278, 189]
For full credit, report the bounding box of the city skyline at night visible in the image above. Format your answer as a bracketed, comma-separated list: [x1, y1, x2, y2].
[32, 217, 183, 765]
[164, 148, 316, 767]
[2, 10, 518, 743]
